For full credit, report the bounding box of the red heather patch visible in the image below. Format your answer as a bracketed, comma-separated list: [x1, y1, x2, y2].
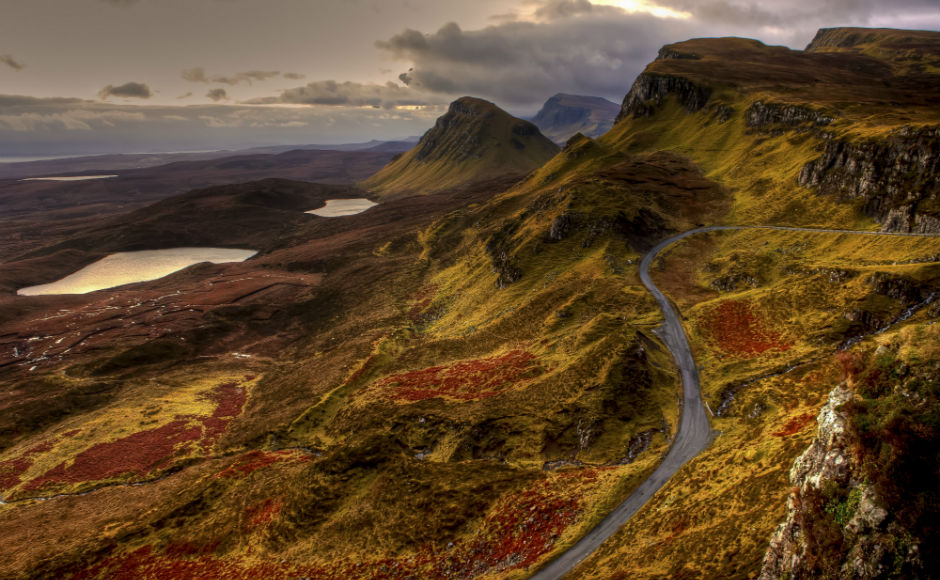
[200, 381, 247, 452]
[703, 300, 792, 357]
[24, 381, 248, 491]
[26, 441, 54, 454]
[407, 284, 439, 322]
[0, 457, 31, 490]
[773, 413, 817, 437]
[216, 450, 311, 479]
[23, 420, 202, 491]
[246, 498, 283, 527]
[374, 350, 540, 402]
[0, 439, 59, 491]
[62, 429, 82, 438]
[164, 541, 221, 559]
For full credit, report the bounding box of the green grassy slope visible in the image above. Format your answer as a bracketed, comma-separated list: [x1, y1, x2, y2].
[363, 97, 560, 197]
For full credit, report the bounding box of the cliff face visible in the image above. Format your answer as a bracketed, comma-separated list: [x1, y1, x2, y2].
[745, 101, 834, 131]
[616, 73, 711, 121]
[759, 385, 924, 580]
[799, 127, 940, 233]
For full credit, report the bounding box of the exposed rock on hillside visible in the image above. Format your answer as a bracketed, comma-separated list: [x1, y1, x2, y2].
[363, 97, 559, 197]
[760, 347, 938, 580]
[745, 101, 834, 131]
[532, 93, 620, 143]
[759, 386, 915, 580]
[616, 73, 712, 121]
[799, 127, 940, 232]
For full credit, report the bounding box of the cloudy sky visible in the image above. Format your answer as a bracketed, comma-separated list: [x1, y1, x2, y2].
[1, 0, 937, 156]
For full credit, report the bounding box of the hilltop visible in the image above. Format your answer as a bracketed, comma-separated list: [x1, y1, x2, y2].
[531, 93, 621, 143]
[362, 96, 559, 197]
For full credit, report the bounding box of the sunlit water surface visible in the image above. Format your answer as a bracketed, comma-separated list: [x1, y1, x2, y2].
[19, 175, 118, 182]
[306, 198, 377, 217]
[17, 248, 257, 296]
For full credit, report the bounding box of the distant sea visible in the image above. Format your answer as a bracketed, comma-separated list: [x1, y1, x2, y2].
[0, 155, 84, 163]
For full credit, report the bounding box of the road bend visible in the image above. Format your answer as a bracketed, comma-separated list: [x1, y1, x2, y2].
[529, 225, 939, 580]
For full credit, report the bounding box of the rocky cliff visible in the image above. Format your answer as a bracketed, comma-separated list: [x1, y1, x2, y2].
[799, 127, 940, 233]
[745, 101, 834, 132]
[759, 384, 923, 579]
[760, 334, 940, 579]
[616, 73, 711, 121]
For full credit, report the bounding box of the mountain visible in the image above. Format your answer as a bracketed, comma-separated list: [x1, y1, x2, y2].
[0, 140, 419, 180]
[362, 96, 560, 197]
[0, 27, 937, 580]
[531, 93, 620, 142]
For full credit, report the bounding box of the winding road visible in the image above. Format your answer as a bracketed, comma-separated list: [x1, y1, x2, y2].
[529, 225, 939, 580]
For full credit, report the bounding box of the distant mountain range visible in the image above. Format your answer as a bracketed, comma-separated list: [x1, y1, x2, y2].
[530, 93, 621, 143]
[0, 138, 419, 180]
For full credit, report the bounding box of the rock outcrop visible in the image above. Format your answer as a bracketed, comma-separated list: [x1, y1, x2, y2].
[745, 100, 834, 131]
[799, 127, 940, 233]
[616, 73, 711, 121]
[759, 384, 926, 580]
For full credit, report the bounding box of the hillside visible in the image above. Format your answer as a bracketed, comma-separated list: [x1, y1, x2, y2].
[0, 27, 937, 580]
[531, 93, 620, 143]
[362, 97, 559, 197]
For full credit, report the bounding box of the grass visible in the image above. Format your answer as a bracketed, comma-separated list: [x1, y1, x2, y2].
[567, 225, 938, 579]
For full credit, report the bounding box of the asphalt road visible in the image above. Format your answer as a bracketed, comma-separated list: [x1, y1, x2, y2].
[529, 225, 939, 580]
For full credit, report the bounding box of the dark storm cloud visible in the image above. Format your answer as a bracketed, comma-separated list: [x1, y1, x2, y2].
[251, 79, 440, 109]
[282, 72, 306, 80]
[206, 88, 228, 101]
[1, 55, 25, 71]
[98, 82, 153, 100]
[182, 67, 299, 86]
[177, 92, 193, 99]
[377, 15, 692, 107]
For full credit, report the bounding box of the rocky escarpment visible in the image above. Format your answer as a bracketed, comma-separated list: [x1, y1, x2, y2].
[799, 127, 940, 233]
[759, 383, 927, 580]
[745, 100, 834, 132]
[616, 73, 711, 121]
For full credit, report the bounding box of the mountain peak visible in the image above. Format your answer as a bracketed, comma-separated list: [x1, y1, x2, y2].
[532, 93, 620, 143]
[363, 96, 559, 197]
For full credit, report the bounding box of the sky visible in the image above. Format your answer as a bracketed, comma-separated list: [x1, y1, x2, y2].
[1, 0, 937, 156]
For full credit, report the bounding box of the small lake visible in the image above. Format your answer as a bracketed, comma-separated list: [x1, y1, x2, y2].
[19, 175, 118, 182]
[17, 248, 257, 296]
[306, 198, 377, 217]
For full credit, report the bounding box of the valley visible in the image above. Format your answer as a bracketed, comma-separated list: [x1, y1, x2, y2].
[0, 24, 937, 580]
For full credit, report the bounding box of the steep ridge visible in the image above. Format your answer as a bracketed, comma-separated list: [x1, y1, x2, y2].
[363, 97, 559, 197]
[531, 94, 620, 143]
[607, 29, 939, 232]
